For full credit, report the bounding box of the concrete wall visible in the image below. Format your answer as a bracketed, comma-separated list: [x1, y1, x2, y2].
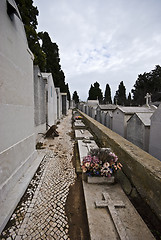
[105, 112, 113, 129]
[78, 110, 161, 222]
[42, 73, 57, 127]
[61, 93, 67, 115]
[0, 0, 37, 203]
[34, 66, 46, 139]
[56, 88, 62, 120]
[127, 114, 150, 152]
[91, 107, 97, 119]
[112, 109, 125, 137]
[149, 104, 161, 161]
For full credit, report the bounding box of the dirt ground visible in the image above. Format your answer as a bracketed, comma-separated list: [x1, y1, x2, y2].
[65, 141, 90, 240]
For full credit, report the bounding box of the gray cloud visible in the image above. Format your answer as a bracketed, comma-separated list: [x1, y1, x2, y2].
[34, 0, 161, 101]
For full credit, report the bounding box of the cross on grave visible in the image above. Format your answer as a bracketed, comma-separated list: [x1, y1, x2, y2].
[95, 192, 129, 240]
[144, 93, 151, 106]
[82, 139, 98, 153]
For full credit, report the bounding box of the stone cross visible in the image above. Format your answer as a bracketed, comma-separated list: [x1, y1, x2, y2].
[145, 93, 151, 106]
[95, 192, 129, 240]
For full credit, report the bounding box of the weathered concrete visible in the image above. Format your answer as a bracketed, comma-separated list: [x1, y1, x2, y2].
[42, 73, 57, 127]
[75, 129, 94, 140]
[0, 0, 37, 230]
[83, 181, 155, 240]
[77, 139, 98, 164]
[0, 152, 45, 234]
[34, 65, 46, 140]
[78, 110, 161, 222]
[73, 120, 86, 129]
[0, 111, 75, 238]
[149, 104, 161, 161]
[127, 112, 153, 152]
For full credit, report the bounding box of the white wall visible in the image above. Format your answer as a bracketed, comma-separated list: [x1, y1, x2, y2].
[42, 73, 57, 127]
[0, 0, 36, 203]
[56, 88, 62, 120]
[112, 109, 125, 137]
[34, 66, 46, 140]
[149, 105, 161, 160]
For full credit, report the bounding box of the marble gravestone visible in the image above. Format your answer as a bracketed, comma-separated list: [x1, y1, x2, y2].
[75, 129, 94, 140]
[77, 139, 98, 165]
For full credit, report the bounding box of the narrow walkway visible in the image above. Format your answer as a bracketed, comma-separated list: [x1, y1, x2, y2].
[1, 110, 76, 240]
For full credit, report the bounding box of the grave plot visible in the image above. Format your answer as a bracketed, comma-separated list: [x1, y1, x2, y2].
[75, 129, 94, 140]
[75, 120, 155, 239]
[77, 139, 98, 165]
[82, 182, 155, 240]
[73, 120, 86, 129]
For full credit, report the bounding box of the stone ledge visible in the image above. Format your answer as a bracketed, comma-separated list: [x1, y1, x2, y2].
[0, 152, 45, 234]
[83, 174, 115, 184]
[78, 110, 161, 222]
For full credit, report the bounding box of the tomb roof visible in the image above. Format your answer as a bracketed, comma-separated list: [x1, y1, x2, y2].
[116, 106, 154, 114]
[97, 104, 117, 110]
[135, 112, 153, 126]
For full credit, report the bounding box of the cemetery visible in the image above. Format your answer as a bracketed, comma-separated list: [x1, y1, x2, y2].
[74, 110, 156, 239]
[0, 0, 69, 234]
[0, 0, 161, 239]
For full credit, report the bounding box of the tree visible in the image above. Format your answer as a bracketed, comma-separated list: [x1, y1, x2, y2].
[88, 82, 103, 102]
[72, 91, 79, 104]
[104, 84, 112, 104]
[114, 81, 126, 105]
[132, 65, 161, 105]
[41, 32, 67, 92]
[16, 1, 70, 95]
[15, 0, 46, 71]
[127, 92, 132, 106]
[66, 84, 71, 101]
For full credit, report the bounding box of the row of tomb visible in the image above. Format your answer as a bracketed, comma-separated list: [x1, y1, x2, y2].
[78, 100, 161, 161]
[73, 111, 155, 240]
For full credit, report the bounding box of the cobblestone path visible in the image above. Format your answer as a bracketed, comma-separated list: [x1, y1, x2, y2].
[1, 110, 76, 240]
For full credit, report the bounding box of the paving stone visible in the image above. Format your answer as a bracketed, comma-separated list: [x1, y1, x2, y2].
[0, 111, 76, 240]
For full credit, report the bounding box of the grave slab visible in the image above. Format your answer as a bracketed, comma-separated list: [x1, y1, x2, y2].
[73, 120, 86, 129]
[75, 129, 94, 140]
[77, 139, 98, 165]
[82, 181, 155, 240]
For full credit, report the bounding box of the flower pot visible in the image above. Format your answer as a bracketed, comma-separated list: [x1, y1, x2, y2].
[82, 173, 115, 184]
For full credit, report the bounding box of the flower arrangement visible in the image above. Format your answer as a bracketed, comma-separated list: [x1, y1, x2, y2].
[81, 148, 122, 178]
[74, 115, 83, 120]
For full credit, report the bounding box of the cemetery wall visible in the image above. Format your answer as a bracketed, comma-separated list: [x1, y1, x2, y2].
[149, 105, 161, 161]
[78, 110, 161, 222]
[56, 88, 61, 120]
[112, 109, 125, 137]
[0, 0, 37, 205]
[42, 73, 57, 127]
[34, 66, 46, 140]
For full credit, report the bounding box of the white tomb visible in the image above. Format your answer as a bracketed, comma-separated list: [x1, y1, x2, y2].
[42, 73, 57, 127]
[0, 0, 43, 233]
[34, 66, 46, 140]
[74, 120, 86, 129]
[112, 106, 154, 138]
[149, 104, 161, 161]
[77, 139, 98, 164]
[75, 129, 94, 140]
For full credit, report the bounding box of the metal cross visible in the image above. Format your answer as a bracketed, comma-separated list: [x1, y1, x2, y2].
[95, 192, 129, 240]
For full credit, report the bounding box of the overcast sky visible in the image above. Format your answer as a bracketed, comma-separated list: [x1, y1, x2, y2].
[34, 0, 161, 101]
